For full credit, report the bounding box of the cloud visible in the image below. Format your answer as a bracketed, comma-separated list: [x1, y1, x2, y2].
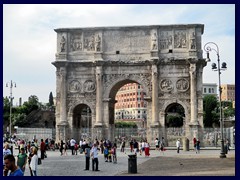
[3, 4, 235, 103]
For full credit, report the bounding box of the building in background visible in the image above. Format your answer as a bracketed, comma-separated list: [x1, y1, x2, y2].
[115, 83, 147, 127]
[221, 84, 235, 101]
[202, 83, 218, 97]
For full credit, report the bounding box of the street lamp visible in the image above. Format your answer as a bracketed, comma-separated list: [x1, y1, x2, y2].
[6, 80, 17, 137]
[204, 42, 227, 158]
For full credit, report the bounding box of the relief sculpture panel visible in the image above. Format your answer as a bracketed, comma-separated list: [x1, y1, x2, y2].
[174, 30, 187, 48]
[69, 80, 81, 93]
[176, 78, 189, 92]
[70, 33, 83, 52]
[159, 31, 173, 49]
[84, 80, 96, 92]
[160, 79, 173, 92]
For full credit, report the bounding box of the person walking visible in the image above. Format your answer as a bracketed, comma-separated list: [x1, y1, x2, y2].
[193, 137, 197, 151]
[3, 143, 12, 170]
[133, 139, 139, 155]
[112, 143, 117, 164]
[30, 147, 38, 176]
[3, 154, 23, 176]
[144, 141, 150, 157]
[84, 143, 90, 170]
[91, 143, 99, 171]
[196, 139, 200, 154]
[63, 141, 68, 156]
[155, 138, 160, 150]
[40, 139, 45, 160]
[60, 140, 64, 156]
[120, 139, 125, 152]
[176, 139, 181, 153]
[17, 148, 28, 175]
[104, 146, 109, 162]
[28, 147, 34, 176]
[70, 138, 76, 155]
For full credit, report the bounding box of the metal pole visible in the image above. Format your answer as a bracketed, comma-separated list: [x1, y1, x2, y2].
[204, 42, 226, 158]
[217, 54, 226, 158]
[6, 80, 16, 137]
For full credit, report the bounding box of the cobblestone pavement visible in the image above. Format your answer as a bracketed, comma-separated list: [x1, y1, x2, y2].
[12, 148, 235, 176]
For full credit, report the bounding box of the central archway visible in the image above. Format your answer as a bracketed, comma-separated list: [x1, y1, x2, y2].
[72, 104, 92, 142]
[106, 79, 149, 141]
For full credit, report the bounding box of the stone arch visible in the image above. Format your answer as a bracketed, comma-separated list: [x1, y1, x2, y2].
[160, 99, 189, 127]
[103, 74, 151, 100]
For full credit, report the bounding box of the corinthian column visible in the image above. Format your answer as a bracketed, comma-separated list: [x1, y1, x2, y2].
[95, 66, 103, 126]
[189, 63, 198, 124]
[151, 64, 159, 126]
[59, 66, 67, 123]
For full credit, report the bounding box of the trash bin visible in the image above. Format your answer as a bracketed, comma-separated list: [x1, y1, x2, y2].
[128, 154, 137, 173]
[182, 137, 189, 151]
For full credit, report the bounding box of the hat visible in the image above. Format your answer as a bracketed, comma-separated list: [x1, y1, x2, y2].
[20, 147, 25, 150]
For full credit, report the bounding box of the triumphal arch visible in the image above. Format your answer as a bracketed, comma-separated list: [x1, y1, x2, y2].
[52, 24, 206, 145]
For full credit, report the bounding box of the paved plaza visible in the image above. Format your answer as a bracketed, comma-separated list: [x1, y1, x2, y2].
[11, 147, 235, 176]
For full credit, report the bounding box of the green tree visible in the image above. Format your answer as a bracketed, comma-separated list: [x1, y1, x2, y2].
[166, 115, 183, 127]
[23, 95, 39, 114]
[115, 121, 137, 128]
[203, 95, 218, 127]
[49, 92, 54, 107]
[3, 97, 10, 123]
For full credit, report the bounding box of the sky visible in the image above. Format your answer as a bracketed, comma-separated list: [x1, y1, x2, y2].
[3, 4, 235, 104]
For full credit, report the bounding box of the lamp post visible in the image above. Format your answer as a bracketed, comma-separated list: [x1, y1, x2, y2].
[6, 80, 17, 137]
[204, 42, 227, 158]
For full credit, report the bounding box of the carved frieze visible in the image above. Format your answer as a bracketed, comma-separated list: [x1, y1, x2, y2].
[83, 33, 101, 52]
[174, 30, 187, 48]
[176, 78, 189, 92]
[160, 79, 173, 92]
[70, 33, 83, 52]
[159, 31, 173, 49]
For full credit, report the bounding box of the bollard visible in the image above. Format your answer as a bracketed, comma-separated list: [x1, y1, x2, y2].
[128, 154, 137, 173]
[182, 137, 189, 151]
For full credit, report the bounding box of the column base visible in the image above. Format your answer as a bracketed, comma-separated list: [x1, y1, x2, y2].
[150, 122, 160, 128]
[94, 123, 103, 128]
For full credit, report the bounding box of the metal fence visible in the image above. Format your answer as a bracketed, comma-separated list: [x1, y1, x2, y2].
[16, 128, 55, 142]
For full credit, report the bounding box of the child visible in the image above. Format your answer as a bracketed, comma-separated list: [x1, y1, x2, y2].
[108, 147, 112, 162]
[112, 143, 117, 164]
[104, 146, 109, 162]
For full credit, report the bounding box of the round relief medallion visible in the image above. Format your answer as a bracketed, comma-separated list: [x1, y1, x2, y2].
[84, 80, 96, 92]
[160, 79, 173, 92]
[176, 79, 189, 92]
[69, 80, 81, 92]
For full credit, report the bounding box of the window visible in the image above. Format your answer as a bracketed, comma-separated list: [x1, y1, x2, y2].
[138, 110, 140, 114]
[208, 88, 211, 93]
[212, 88, 214, 93]
[204, 88, 206, 93]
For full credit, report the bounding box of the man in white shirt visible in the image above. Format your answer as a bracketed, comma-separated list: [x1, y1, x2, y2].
[176, 139, 181, 153]
[91, 143, 99, 171]
[70, 138, 76, 155]
[79, 139, 83, 154]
